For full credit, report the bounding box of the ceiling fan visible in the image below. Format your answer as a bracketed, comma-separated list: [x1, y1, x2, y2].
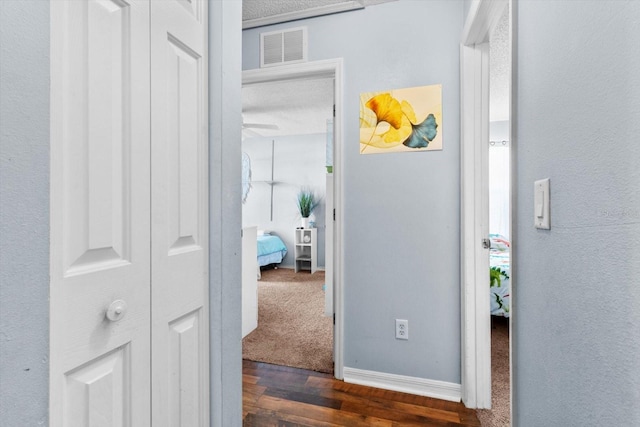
[242, 114, 279, 138]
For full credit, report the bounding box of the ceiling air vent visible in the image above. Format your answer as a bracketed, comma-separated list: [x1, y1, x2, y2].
[260, 27, 307, 68]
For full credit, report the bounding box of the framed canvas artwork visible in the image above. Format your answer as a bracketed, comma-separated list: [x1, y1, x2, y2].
[359, 84, 442, 154]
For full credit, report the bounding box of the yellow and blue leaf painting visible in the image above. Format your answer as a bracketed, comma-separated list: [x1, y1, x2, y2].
[359, 84, 442, 154]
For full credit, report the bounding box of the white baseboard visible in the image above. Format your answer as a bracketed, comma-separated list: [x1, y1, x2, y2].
[343, 367, 461, 402]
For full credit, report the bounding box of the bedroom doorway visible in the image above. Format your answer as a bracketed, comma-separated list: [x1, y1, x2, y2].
[476, 4, 512, 426]
[460, 0, 514, 420]
[239, 59, 344, 379]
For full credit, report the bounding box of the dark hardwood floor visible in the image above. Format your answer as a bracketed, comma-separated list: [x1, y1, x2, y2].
[243, 360, 480, 426]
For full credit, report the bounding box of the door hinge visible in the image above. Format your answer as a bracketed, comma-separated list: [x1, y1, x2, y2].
[333, 208, 336, 221]
[482, 238, 491, 249]
[333, 313, 336, 325]
[333, 104, 336, 117]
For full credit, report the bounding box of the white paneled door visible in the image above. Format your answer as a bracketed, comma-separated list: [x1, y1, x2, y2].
[150, 1, 209, 426]
[50, 1, 208, 426]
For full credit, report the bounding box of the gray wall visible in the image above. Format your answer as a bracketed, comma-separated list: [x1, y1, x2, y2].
[514, 1, 640, 425]
[243, 0, 463, 383]
[0, 1, 50, 425]
[243, 134, 327, 268]
[489, 121, 510, 239]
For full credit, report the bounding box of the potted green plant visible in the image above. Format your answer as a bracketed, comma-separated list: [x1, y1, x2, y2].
[296, 188, 317, 228]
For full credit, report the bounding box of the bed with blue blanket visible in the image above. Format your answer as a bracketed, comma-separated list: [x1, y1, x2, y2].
[257, 233, 287, 267]
[490, 234, 510, 317]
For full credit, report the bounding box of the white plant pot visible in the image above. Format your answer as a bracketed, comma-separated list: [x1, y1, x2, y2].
[301, 217, 310, 228]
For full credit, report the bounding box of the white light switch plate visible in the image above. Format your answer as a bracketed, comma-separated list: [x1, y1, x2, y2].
[534, 178, 550, 229]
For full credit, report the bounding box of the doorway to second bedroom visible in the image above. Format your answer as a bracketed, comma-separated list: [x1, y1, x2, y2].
[476, 4, 512, 426]
[240, 76, 335, 375]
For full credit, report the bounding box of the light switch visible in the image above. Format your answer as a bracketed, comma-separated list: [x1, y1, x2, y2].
[534, 178, 550, 229]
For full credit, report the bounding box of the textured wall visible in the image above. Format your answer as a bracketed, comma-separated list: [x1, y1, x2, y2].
[243, 0, 464, 383]
[0, 1, 50, 425]
[514, 1, 640, 425]
[243, 133, 328, 268]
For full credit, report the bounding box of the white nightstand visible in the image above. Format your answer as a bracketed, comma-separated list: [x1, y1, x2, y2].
[294, 228, 317, 274]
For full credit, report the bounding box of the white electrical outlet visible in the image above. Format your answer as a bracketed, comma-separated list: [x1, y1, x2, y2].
[395, 319, 408, 340]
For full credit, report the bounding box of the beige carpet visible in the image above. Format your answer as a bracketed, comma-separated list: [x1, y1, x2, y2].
[476, 316, 511, 426]
[242, 268, 334, 374]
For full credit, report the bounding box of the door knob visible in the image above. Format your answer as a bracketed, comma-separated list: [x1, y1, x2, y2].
[106, 300, 127, 322]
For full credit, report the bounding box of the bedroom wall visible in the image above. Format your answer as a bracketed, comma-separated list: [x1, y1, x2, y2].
[243, 0, 464, 384]
[514, 1, 640, 425]
[242, 133, 328, 268]
[490, 120, 510, 238]
[0, 1, 50, 425]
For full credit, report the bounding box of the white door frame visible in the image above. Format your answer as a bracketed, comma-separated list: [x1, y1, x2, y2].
[242, 58, 345, 379]
[460, 0, 509, 409]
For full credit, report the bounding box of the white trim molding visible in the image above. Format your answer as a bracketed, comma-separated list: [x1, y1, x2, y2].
[460, 41, 492, 410]
[462, 0, 508, 44]
[343, 367, 461, 403]
[243, 58, 342, 85]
